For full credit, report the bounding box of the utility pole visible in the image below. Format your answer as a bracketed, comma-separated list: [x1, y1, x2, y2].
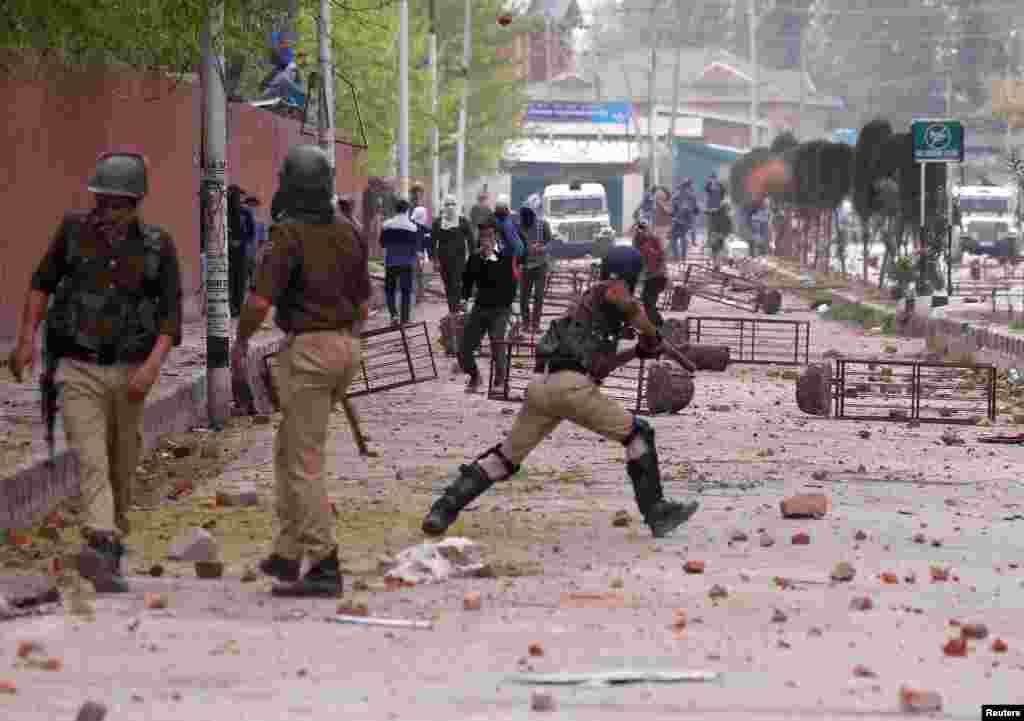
[798, 23, 806, 139]
[667, 0, 685, 186]
[201, 1, 231, 428]
[318, 0, 336, 197]
[398, 0, 410, 196]
[455, 0, 472, 213]
[545, 14, 554, 100]
[429, 0, 440, 211]
[748, 0, 759, 148]
[648, 1, 659, 187]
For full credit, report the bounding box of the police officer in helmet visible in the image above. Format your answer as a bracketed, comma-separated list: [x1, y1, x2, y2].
[421, 245, 700, 540]
[232, 144, 371, 597]
[12, 152, 183, 593]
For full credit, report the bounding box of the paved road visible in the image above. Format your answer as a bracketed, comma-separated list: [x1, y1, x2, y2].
[3, 286, 1024, 721]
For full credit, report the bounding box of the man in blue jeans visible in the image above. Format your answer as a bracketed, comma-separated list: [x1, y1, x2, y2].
[379, 198, 419, 325]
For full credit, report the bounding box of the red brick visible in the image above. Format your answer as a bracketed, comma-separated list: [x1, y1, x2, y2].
[684, 560, 706, 574]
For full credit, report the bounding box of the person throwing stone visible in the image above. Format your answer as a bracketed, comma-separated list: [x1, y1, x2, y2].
[423, 246, 700, 539]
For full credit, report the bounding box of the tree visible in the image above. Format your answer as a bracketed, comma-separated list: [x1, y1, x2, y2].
[293, 0, 528, 180]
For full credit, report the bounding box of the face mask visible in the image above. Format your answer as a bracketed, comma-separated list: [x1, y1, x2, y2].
[443, 205, 457, 220]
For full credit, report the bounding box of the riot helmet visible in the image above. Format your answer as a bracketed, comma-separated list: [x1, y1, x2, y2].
[87, 152, 148, 198]
[278, 144, 332, 193]
[600, 245, 645, 292]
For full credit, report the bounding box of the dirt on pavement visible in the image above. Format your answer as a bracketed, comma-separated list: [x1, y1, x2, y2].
[3, 272, 1024, 721]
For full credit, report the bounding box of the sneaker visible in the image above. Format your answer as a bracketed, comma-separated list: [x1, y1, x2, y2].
[259, 553, 301, 582]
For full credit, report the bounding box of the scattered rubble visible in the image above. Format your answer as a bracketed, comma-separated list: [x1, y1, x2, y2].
[961, 623, 989, 640]
[943, 638, 968, 657]
[75, 701, 108, 721]
[780, 494, 829, 519]
[729, 530, 749, 542]
[612, 510, 631, 527]
[771, 608, 788, 623]
[528, 642, 545, 657]
[216, 485, 261, 507]
[144, 593, 168, 610]
[849, 597, 873, 611]
[899, 685, 942, 712]
[167, 527, 219, 562]
[854, 530, 868, 541]
[851, 665, 876, 678]
[791, 532, 811, 545]
[759, 532, 775, 547]
[684, 560, 706, 574]
[830, 562, 856, 582]
[993, 639, 1009, 653]
[708, 584, 728, 600]
[382, 538, 488, 585]
[195, 561, 224, 579]
[530, 690, 556, 712]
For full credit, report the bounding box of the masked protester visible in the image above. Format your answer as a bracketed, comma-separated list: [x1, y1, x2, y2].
[422, 245, 699, 539]
[11, 152, 183, 593]
[231, 144, 371, 598]
[432, 194, 473, 313]
[516, 203, 553, 334]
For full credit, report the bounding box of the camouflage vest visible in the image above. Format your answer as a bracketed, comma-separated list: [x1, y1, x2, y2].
[48, 216, 164, 362]
[535, 282, 627, 375]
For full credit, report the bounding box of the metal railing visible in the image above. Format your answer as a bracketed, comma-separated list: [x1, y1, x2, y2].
[684, 316, 810, 365]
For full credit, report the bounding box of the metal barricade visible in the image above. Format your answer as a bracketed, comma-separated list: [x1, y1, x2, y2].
[684, 316, 810, 365]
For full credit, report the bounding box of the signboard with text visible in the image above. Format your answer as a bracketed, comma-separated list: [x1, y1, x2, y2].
[911, 119, 965, 163]
[525, 101, 633, 124]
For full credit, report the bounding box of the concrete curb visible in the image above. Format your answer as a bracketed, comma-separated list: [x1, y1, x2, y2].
[0, 334, 285, 531]
[768, 261, 1024, 367]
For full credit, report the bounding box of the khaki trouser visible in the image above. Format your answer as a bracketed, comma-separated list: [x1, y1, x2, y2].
[501, 370, 633, 465]
[272, 331, 360, 563]
[60, 359, 144, 537]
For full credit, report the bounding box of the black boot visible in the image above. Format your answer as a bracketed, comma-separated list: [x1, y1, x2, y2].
[423, 443, 522, 536]
[271, 549, 343, 597]
[259, 553, 300, 582]
[77, 532, 130, 593]
[624, 419, 699, 538]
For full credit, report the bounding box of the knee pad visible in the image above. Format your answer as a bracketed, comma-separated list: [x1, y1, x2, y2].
[475, 444, 519, 481]
[623, 417, 655, 461]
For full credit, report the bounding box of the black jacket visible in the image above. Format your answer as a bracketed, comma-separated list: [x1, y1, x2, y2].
[463, 252, 516, 308]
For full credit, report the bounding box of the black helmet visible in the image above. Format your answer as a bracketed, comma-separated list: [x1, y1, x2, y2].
[600, 245, 644, 291]
[278, 144, 332, 193]
[87, 152, 148, 198]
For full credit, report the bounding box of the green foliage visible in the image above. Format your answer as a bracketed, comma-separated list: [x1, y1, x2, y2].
[4, 0, 528, 182]
[2, 0, 279, 77]
[1009, 318, 1024, 334]
[824, 300, 897, 334]
[295, 0, 527, 178]
[809, 290, 834, 309]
